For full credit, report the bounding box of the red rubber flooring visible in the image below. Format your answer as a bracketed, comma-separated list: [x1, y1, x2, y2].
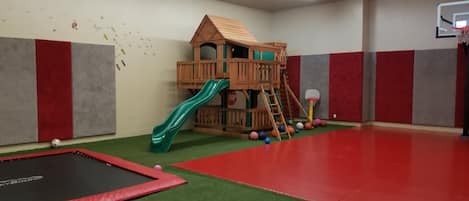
[173, 126, 469, 201]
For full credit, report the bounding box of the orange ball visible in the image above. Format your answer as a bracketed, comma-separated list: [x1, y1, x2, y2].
[304, 122, 313, 130]
[271, 129, 279, 137]
[287, 126, 295, 135]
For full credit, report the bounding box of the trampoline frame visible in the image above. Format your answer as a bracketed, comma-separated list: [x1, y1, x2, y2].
[0, 148, 186, 201]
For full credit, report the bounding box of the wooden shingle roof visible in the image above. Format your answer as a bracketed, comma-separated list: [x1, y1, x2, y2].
[191, 15, 258, 45]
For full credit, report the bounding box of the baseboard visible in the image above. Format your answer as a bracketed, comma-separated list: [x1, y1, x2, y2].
[326, 120, 364, 127]
[370, 121, 462, 134]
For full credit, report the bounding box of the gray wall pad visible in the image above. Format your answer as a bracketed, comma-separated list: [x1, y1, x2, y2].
[363, 52, 376, 122]
[412, 49, 457, 127]
[72, 43, 116, 138]
[0, 38, 38, 145]
[300, 54, 329, 119]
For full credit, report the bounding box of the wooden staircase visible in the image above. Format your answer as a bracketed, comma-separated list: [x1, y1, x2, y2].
[261, 85, 291, 141]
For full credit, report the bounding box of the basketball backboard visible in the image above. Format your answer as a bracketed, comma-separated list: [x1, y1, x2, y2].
[437, 1, 469, 38]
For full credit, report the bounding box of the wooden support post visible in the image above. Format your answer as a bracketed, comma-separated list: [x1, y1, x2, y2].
[193, 47, 200, 61]
[242, 90, 250, 101]
[216, 43, 224, 78]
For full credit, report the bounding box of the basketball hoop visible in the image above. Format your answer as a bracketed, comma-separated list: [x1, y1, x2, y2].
[456, 26, 469, 45]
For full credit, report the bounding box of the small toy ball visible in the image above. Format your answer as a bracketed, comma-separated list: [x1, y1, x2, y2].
[304, 122, 313, 130]
[287, 126, 295, 135]
[271, 129, 279, 137]
[314, 119, 321, 126]
[51, 138, 61, 148]
[258, 131, 267, 140]
[278, 125, 285, 132]
[264, 137, 271, 144]
[287, 120, 294, 125]
[249, 131, 259, 140]
[295, 128, 300, 133]
[296, 122, 304, 129]
[320, 120, 327, 127]
[153, 164, 163, 171]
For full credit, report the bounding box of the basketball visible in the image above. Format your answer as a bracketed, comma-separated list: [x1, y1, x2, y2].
[304, 122, 313, 129]
[271, 129, 279, 137]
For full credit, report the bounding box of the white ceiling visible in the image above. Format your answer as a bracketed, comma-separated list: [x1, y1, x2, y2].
[219, 0, 338, 11]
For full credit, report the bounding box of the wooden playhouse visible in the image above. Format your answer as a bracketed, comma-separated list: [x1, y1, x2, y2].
[176, 15, 306, 140]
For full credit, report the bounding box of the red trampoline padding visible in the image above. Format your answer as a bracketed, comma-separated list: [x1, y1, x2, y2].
[0, 149, 186, 201]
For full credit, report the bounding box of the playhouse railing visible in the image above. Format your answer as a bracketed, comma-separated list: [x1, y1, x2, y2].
[195, 106, 272, 130]
[177, 59, 281, 89]
[177, 60, 217, 88]
[227, 58, 281, 90]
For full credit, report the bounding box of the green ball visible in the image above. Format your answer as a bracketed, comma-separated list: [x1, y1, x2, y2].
[287, 120, 294, 125]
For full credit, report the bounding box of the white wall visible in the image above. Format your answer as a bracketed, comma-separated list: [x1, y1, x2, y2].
[367, 0, 458, 51]
[0, 0, 272, 153]
[272, 0, 364, 55]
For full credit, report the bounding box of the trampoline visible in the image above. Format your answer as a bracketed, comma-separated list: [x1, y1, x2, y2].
[0, 148, 186, 201]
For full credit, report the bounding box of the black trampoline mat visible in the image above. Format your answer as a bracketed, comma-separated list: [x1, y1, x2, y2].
[0, 152, 154, 201]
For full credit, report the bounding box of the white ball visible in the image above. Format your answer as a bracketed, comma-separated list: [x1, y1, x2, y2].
[51, 138, 61, 148]
[296, 122, 304, 130]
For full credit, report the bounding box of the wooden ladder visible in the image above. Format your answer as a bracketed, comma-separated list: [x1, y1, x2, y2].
[261, 85, 291, 141]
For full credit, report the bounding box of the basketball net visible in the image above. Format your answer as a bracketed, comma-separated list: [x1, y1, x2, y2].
[456, 26, 469, 45]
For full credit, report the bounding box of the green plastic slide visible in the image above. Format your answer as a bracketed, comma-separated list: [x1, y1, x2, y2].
[151, 79, 230, 153]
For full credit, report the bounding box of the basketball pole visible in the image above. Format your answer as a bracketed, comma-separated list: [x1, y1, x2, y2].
[464, 44, 469, 136]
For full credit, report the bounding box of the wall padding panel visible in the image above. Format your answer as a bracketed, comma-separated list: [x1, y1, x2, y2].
[72, 43, 115, 138]
[329, 52, 363, 122]
[375, 51, 414, 124]
[362, 52, 376, 122]
[286, 56, 301, 117]
[0, 38, 38, 145]
[36, 40, 73, 142]
[456, 45, 466, 128]
[300, 54, 329, 119]
[413, 49, 457, 127]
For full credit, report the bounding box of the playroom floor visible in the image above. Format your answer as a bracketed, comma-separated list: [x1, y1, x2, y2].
[0, 125, 348, 201]
[174, 126, 469, 201]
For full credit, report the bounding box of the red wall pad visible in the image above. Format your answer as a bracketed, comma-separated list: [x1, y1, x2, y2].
[286, 56, 301, 116]
[36, 40, 73, 142]
[375, 51, 414, 124]
[329, 52, 363, 122]
[456, 45, 466, 128]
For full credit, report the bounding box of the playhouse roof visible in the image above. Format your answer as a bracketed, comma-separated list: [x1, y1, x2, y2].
[190, 15, 284, 52]
[191, 15, 278, 49]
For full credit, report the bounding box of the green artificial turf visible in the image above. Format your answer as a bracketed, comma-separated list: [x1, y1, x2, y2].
[1, 125, 350, 201]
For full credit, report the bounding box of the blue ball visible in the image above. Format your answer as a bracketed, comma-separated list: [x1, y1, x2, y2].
[264, 137, 271, 144]
[278, 125, 285, 132]
[258, 131, 267, 140]
[295, 128, 300, 133]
